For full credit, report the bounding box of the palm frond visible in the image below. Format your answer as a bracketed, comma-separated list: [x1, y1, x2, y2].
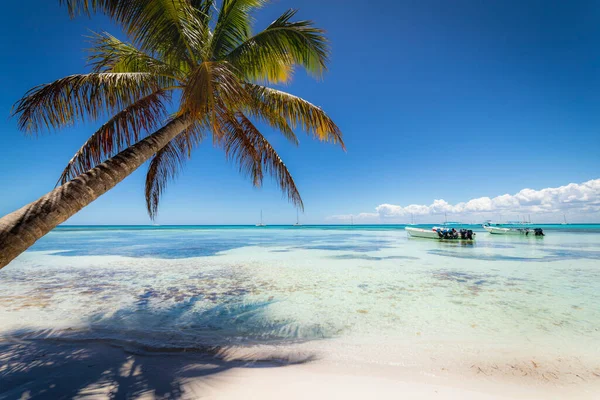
[60, 0, 208, 65]
[58, 91, 171, 185]
[216, 108, 263, 185]
[191, 0, 215, 54]
[211, 0, 267, 59]
[12, 72, 166, 134]
[190, 0, 215, 25]
[217, 109, 303, 209]
[243, 102, 298, 145]
[237, 111, 303, 208]
[246, 84, 344, 149]
[227, 9, 329, 82]
[145, 121, 205, 219]
[181, 62, 249, 122]
[87, 31, 184, 80]
[59, 0, 115, 17]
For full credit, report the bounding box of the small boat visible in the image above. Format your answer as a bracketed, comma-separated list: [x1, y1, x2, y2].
[482, 223, 544, 236]
[256, 210, 266, 227]
[293, 210, 301, 226]
[405, 227, 440, 239]
[406, 226, 475, 240]
[561, 214, 568, 225]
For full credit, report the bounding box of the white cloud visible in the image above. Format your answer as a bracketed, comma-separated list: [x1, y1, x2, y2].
[327, 179, 600, 223]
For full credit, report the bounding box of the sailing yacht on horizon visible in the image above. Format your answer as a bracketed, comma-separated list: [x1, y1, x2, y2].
[256, 210, 266, 227]
[293, 209, 301, 226]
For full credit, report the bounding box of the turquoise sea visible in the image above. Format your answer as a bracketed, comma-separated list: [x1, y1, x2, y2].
[1, 224, 599, 383]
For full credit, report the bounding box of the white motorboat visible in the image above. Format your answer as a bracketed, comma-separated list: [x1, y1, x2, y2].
[482, 224, 517, 234]
[406, 226, 475, 240]
[405, 227, 441, 239]
[482, 223, 544, 236]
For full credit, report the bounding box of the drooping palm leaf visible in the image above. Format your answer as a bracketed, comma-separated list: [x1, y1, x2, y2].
[13, 72, 166, 133]
[216, 107, 263, 186]
[246, 83, 344, 148]
[242, 100, 298, 145]
[145, 120, 205, 218]
[210, 105, 302, 209]
[235, 112, 303, 208]
[58, 90, 171, 185]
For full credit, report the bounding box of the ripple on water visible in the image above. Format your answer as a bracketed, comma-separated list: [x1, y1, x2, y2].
[328, 255, 419, 261]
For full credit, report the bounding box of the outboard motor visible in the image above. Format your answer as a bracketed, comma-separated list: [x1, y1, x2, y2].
[466, 230, 474, 240]
[534, 228, 545, 236]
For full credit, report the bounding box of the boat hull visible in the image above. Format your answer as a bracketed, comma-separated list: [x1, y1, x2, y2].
[405, 227, 440, 239]
[482, 225, 517, 234]
[482, 225, 541, 236]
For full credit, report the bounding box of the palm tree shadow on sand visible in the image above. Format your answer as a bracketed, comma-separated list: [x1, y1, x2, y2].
[0, 297, 328, 399]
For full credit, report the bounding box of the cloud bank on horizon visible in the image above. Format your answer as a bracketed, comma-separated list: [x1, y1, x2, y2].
[329, 179, 600, 223]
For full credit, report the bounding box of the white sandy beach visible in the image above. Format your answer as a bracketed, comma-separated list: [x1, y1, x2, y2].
[1, 339, 598, 400]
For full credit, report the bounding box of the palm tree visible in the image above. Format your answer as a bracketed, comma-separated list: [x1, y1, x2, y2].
[0, 0, 343, 269]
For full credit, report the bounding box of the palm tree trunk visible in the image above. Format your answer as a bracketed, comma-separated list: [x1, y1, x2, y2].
[0, 117, 192, 270]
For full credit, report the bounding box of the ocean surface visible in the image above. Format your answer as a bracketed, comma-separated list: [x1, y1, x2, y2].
[1, 224, 599, 382]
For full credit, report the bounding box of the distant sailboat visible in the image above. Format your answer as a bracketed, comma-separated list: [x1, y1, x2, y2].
[562, 214, 568, 225]
[256, 210, 266, 227]
[293, 209, 301, 226]
[408, 213, 415, 225]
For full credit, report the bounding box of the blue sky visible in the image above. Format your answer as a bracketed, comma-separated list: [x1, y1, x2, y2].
[0, 0, 599, 224]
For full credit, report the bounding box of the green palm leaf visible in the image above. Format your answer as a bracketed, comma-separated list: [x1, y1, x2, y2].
[235, 112, 303, 208]
[210, 0, 267, 59]
[181, 62, 248, 121]
[145, 121, 205, 219]
[87, 31, 184, 80]
[246, 84, 344, 148]
[61, 0, 207, 65]
[13, 72, 166, 133]
[227, 9, 329, 82]
[58, 90, 171, 185]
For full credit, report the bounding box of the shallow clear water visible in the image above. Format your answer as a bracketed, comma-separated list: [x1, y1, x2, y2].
[1, 225, 599, 375]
